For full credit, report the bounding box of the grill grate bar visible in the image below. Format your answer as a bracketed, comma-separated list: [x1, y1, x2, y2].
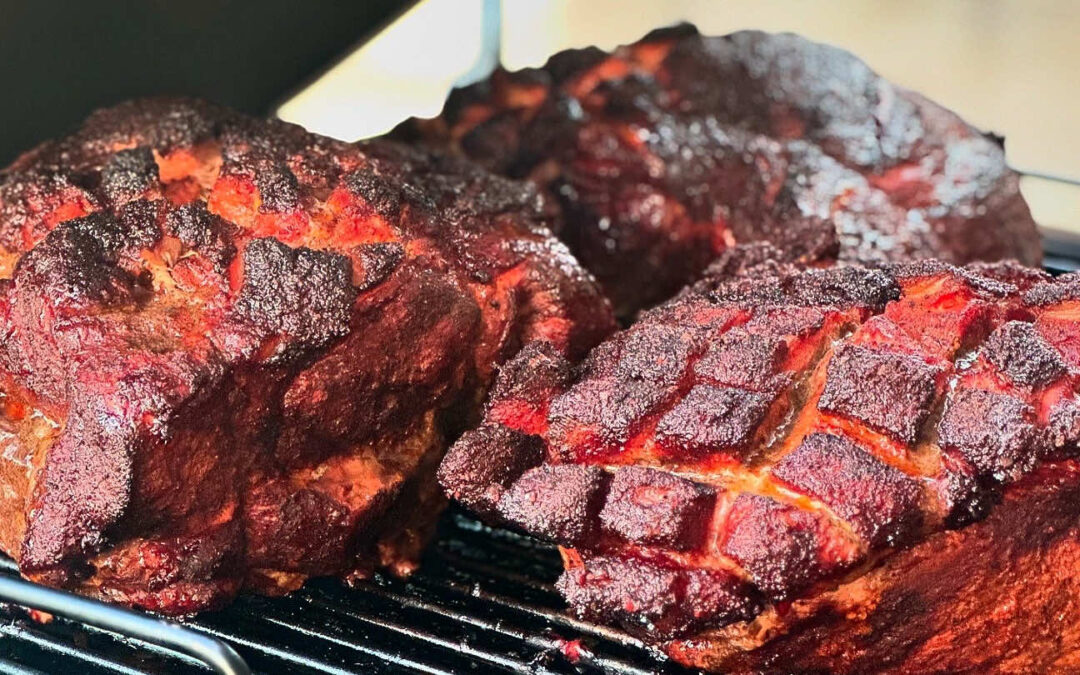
[391, 570, 654, 651]
[71, 621, 215, 672]
[257, 615, 503, 675]
[0, 622, 147, 675]
[0, 656, 48, 675]
[0, 575, 247, 675]
[351, 583, 663, 675]
[435, 542, 561, 585]
[262, 603, 532, 674]
[426, 520, 653, 648]
[431, 548, 560, 596]
[182, 624, 364, 675]
[196, 591, 524, 675]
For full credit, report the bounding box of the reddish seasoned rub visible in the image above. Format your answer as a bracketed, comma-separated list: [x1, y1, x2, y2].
[0, 98, 614, 614]
[441, 254, 1080, 672]
[396, 25, 1040, 315]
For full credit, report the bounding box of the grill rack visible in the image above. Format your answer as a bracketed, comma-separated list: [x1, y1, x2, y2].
[0, 510, 688, 675]
[1, 171, 1078, 674]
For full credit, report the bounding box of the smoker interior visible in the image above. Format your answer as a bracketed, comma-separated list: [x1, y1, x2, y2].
[1, 236, 1078, 675]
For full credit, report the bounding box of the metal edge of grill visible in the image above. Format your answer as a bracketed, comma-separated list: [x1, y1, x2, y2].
[1, 173, 1078, 675]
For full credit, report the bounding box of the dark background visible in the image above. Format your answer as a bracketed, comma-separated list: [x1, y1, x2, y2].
[0, 0, 407, 164]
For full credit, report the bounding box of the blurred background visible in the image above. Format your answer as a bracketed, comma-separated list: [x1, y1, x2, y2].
[1, 0, 1077, 232]
[0, 1, 403, 164]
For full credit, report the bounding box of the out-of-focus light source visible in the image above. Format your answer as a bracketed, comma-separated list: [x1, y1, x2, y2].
[277, 0, 487, 141]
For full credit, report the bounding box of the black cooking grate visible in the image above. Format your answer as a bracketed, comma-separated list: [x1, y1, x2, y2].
[0, 509, 690, 675]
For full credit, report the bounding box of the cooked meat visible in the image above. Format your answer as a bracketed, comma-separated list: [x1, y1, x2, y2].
[441, 250, 1080, 672]
[396, 24, 1041, 316]
[0, 98, 614, 614]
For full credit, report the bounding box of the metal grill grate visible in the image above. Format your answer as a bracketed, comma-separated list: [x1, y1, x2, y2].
[0, 510, 689, 675]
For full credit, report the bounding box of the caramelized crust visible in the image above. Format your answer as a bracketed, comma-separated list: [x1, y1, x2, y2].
[670, 461, 1080, 674]
[396, 24, 1040, 316]
[0, 98, 614, 613]
[441, 253, 1080, 670]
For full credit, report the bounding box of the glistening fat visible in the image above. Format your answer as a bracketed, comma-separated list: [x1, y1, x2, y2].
[0, 98, 614, 614]
[442, 247, 1080, 674]
[396, 24, 1041, 317]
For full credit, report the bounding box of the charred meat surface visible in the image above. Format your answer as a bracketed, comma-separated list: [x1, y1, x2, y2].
[442, 254, 1080, 671]
[0, 98, 614, 614]
[396, 25, 1041, 316]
